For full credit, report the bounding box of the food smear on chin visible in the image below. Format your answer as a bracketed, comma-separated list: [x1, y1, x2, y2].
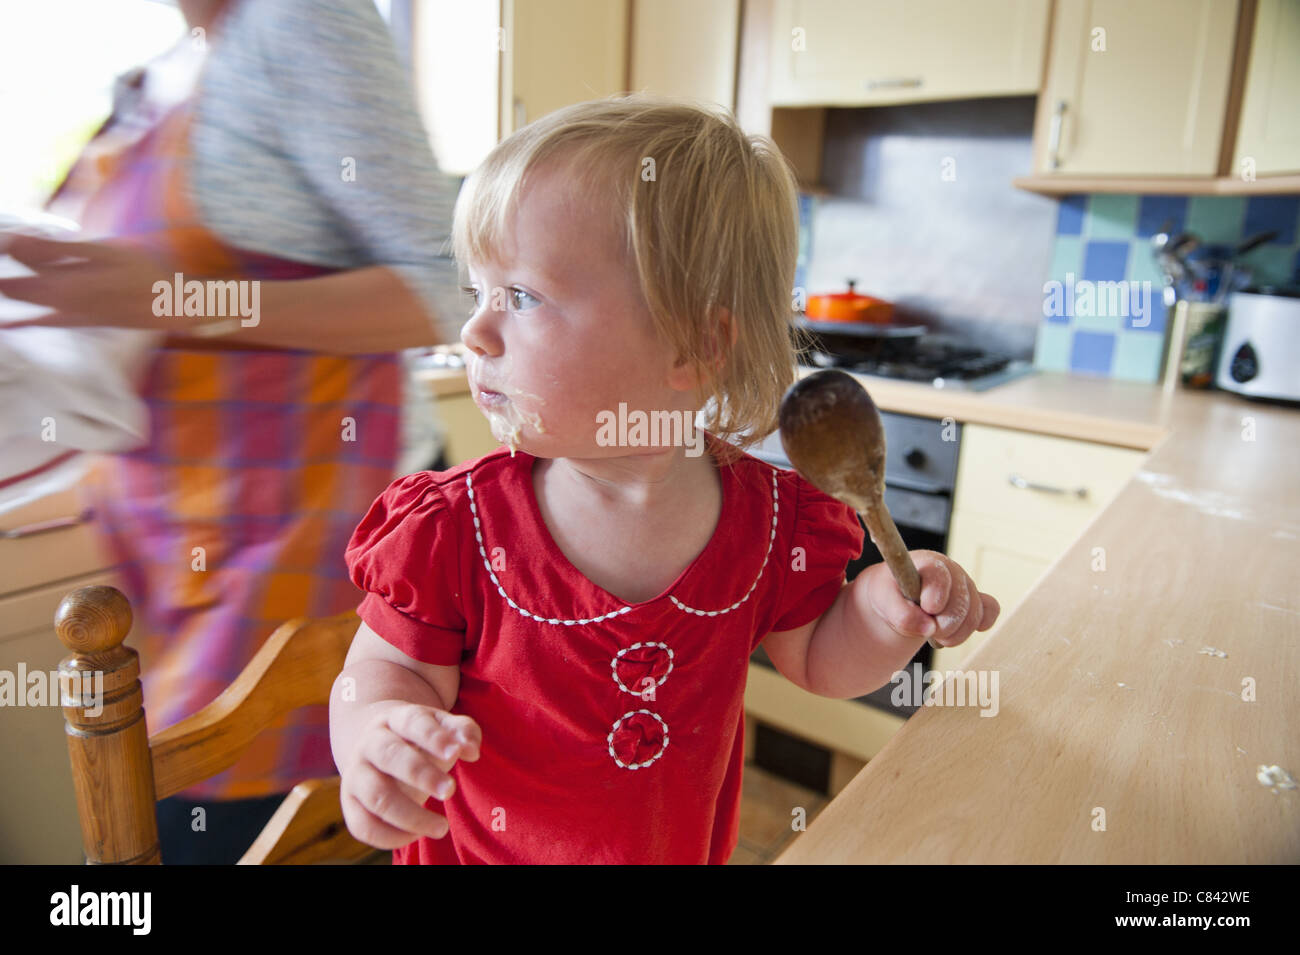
[483, 401, 545, 457]
[485, 410, 521, 456]
[472, 353, 546, 454]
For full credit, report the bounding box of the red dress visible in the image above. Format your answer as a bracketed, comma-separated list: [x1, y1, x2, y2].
[344, 435, 864, 864]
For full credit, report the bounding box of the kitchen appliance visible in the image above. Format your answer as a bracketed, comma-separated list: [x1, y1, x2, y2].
[1215, 287, 1300, 403]
[796, 318, 1034, 391]
[746, 407, 961, 717]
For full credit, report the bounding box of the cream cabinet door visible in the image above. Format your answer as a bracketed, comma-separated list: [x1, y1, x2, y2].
[1035, 0, 1240, 175]
[932, 424, 1143, 671]
[1233, 0, 1300, 177]
[932, 510, 1054, 671]
[503, 0, 629, 134]
[769, 0, 1049, 106]
[631, 0, 739, 109]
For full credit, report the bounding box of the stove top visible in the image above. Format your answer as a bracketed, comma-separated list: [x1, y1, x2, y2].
[800, 332, 1035, 392]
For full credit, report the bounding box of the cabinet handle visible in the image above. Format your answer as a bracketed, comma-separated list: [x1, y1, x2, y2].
[1008, 473, 1087, 499]
[1047, 99, 1067, 170]
[864, 77, 923, 91]
[513, 98, 526, 130]
[0, 506, 95, 539]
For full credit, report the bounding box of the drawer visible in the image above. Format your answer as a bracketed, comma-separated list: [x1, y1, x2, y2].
[952, 424, 1143, 539]
[0, 484, 116, 597]
[0, 570, 126, 646]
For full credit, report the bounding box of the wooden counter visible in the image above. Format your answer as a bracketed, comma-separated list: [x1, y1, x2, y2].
[776, 370, 1300, 863]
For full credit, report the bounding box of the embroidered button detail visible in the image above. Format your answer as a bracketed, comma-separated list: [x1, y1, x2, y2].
[611, 641, 674, 697]
[607, 709, 669, 769]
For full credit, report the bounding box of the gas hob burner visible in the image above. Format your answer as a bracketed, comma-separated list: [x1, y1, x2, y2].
[804, 335, 1033, 392]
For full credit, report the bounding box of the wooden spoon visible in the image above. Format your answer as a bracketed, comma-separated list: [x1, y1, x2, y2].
[779, 369, 940, 650]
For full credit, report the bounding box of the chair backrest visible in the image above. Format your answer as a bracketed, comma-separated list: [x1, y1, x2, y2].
[54, 583, 376, 864]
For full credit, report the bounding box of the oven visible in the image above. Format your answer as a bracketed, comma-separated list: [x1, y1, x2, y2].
[747, 403, 961, 718]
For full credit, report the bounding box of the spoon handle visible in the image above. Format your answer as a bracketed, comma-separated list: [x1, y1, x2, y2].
[858, 501, 941, 651]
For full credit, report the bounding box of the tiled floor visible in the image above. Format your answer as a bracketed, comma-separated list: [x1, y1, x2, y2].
[727, 760, 830, 865]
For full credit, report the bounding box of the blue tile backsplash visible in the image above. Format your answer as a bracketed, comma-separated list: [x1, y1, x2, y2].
[1034, 194, 1300, 382]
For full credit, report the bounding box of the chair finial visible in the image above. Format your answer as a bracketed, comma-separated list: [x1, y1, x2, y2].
[55, 585, 133, 654]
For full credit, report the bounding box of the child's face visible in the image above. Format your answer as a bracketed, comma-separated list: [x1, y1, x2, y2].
[461, 161, 698, 459]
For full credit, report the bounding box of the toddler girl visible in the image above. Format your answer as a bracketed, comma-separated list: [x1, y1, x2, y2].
[329, 94, 999, 864]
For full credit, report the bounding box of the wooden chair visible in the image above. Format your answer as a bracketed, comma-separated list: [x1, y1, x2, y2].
[53, 583, 381, 865]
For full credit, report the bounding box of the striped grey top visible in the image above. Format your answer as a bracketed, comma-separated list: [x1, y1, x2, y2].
[188, 0, 467, 471]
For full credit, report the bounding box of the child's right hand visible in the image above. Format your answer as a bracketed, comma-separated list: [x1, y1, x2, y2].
[339, 702, 481, 850]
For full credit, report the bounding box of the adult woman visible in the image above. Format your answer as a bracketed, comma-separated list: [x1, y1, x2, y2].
[1, 0, 463, 861]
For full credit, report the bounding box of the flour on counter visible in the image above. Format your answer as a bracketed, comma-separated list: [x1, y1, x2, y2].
[1256, 765, 1297, 794]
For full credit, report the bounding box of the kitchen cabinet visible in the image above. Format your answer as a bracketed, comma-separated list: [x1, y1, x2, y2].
[502, 0, 629, 136]
[1029, 0, 1241, 177]
[932, 424, 1143, 671]
[0, 481, 120, 864]
[631, 0, 739, 109]
[1233, 0, 1300, 177]
[767, 0, 1050, 107]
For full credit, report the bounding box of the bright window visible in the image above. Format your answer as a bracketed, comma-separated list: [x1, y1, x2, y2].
[0, 0, 185, 214]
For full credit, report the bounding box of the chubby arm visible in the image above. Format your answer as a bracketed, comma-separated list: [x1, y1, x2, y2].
[764, 552, 1000, 699]
[329, 620, 479, 848]
[330, 619, 461, 763]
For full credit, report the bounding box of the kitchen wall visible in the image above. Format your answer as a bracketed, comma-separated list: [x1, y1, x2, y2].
[795, 98, 1300, 382]
[1034, 194, 1300, 382]
[799, 97, 1057, 360]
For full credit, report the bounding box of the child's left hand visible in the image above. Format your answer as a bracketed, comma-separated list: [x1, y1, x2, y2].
[859, 550, 1000, 647]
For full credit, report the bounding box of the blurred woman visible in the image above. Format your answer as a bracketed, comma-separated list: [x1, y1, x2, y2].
[0, 0, 463, 862]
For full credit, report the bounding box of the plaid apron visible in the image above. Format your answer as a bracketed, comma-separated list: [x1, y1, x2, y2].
[67, 82, 402, 800]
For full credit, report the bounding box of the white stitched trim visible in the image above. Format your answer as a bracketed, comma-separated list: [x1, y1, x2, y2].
[611, 641, 674, 696]
[465, 465, 778, 624]
[466, 472, 635, 625]
[607, 709, 669, 770]
[669, 467, 779, 616]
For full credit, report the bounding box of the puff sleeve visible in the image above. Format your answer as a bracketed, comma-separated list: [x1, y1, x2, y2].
[769, 475, 866, 633]
[344, 472, 467, 666]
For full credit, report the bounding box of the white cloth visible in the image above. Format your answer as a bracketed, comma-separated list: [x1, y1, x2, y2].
[0, 256, 157, 514]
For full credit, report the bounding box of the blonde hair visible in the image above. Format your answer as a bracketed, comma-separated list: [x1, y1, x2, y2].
[452, 93, 804, 466]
